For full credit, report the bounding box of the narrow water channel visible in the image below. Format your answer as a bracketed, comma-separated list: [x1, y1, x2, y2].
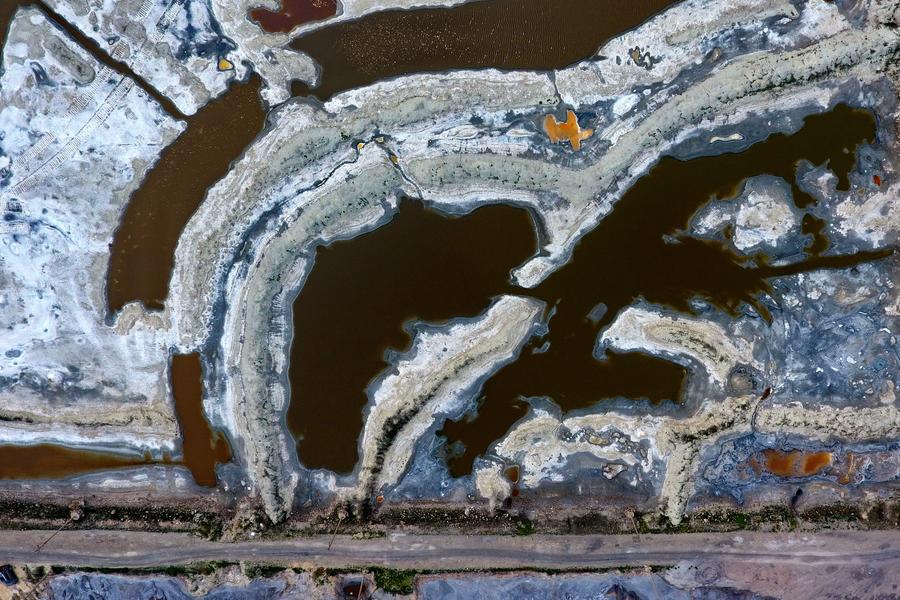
[287, 104, 886, 477]
[2, 1, 183, 118]
[171, 353, 232, 487]
[0, 354, 230, 485]
[0, 444, 154, 480]
[289, 0, 680, 100]
[106, 75, 266, 314]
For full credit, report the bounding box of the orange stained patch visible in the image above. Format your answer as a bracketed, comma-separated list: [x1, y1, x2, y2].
[873, 174, 882, 186]
[762, 449, 832, 477]
[544, 110, 593, 150]
[762, 450, 798, 476]
[802, 451, 832, 475]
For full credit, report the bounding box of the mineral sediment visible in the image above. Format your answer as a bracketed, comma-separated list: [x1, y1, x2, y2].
[0, 0, 898, 531]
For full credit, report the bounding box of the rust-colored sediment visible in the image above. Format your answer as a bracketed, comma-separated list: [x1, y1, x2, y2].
[0, 355, 231, 486]
[543, 110, 593, 150]
[802, 451, 832, 475]
[762, 449, 832, 477]
[171, 353, 232, 487]
[0, 356, 232, 484]
[0, 444, 152, 480]
[249, 0, 337, 33]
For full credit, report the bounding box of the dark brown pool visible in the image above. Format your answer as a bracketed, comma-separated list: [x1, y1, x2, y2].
[289, 0, 680, 100]
[0, 354, 230, 485]
[287, 200, 539, 473]
[105, 0, 683, 314]
[106, 75, 266, 315]
[0, 444, 155, 480]
[440, 104, 880, 475]
[171, 353, 232, 487]
[249, 0, 338, 33]
[288, 104, 884, 477]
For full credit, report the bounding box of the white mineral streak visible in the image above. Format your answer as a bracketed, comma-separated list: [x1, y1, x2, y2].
[169, 69, 557, 348]
[364, 295, 544, 495]
[484, 286, 899, 520]
[472, 392, 762, 523]
[554, 0, 803, 108]
[0, 8, 180, 451]
[757, 404, 900, 441]
[412, 6, 896, 288]
[658, 393, 756, 522]
[165, 0, 898, 520]
[317, 0, 473, 26]
[477, 410, 664, 491]
[3, 0, 899, 523]
[733, 187, 797, 252]
[0, 422, 175, 453]
[215, 0, 480, 104]
[834, 182, 900, 246]
[653, 394, 900, 523]
[46, 0, 237, 115]
[693, 177, 798, 252]
[600, 307, 759, 387]
[216, 144, 411, 519]
[210, 0, 318, 106]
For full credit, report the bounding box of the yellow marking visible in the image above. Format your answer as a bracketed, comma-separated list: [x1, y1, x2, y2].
[543, 110, 593, 151]
[217, 57, 235, 72]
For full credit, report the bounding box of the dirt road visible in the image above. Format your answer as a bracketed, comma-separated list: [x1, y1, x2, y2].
[0, 529, 896, 571]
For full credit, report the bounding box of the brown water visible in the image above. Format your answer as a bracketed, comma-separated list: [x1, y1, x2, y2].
[802, 213, 829, 255]
[287, 104, 884, 477]
[4, 2, 266, 316]
[439, 104, 881, 476]
[249, 0, 337, 33]
[0, 354, 231, 487]
[106, 0, 681, 314]
[288, 201, 538, 473]
[289, 0, 680, 100]
[0, 354, 230, 484]
[0, 1, 22, 51]
[0, 444, 153, 480]
[0, 3, 234, 487]
[106, 75, 266, 314]
[440, 105, 880, 475]
[171, 353, 232, 487]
